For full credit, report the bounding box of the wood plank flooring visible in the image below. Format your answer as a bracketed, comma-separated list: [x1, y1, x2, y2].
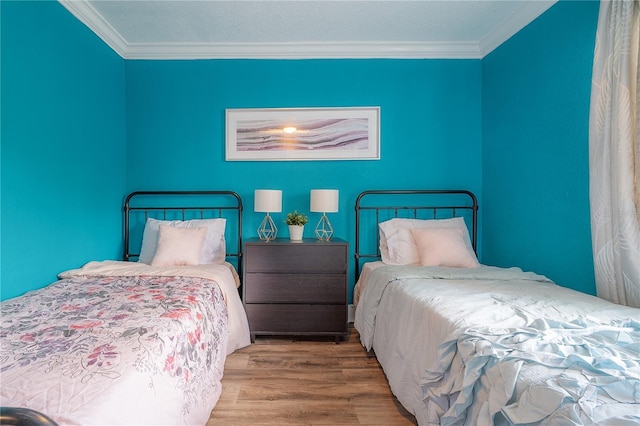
[208, 326, 417, 425]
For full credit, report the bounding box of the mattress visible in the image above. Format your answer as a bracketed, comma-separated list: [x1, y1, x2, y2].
[354, 264, 640, 425]
[0, 261, 250, 425]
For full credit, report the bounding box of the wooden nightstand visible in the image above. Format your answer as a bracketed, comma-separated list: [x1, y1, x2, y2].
[243, 238, 349, 343]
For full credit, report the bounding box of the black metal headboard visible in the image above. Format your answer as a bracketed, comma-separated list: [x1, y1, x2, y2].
[354, 189, 478, 280]
[124, 191, 243, 273]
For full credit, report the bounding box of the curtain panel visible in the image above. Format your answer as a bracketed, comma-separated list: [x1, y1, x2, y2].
[589, 0, 640, 308]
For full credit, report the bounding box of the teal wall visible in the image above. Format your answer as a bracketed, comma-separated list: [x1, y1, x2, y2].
[482, 0, 599, 294]
[125, 59, 482, 301]
[1, 1, 126, 300]
[1, 0, 600, 301]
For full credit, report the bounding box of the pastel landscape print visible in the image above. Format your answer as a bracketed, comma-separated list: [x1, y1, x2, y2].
[236, 118, 369, 152]
[226, 107, 379, 161]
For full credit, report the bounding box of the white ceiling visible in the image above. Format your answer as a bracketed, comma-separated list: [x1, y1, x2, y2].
[59, 0, 557, 60]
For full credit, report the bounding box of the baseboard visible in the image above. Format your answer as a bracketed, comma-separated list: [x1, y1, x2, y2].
[348, 304, 355, 323]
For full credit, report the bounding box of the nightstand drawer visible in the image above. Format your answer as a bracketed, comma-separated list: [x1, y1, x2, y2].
[244, 273, 346, 303]
[245, 244, 347, 273]
[245, 304, 347, 333]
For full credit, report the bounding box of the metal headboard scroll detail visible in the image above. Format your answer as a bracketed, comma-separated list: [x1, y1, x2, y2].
[354, 189, 478, 282]
[124, 191, 243, 275]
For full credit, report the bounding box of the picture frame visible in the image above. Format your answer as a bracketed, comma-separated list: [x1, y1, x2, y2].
[225, 107, 380, 161]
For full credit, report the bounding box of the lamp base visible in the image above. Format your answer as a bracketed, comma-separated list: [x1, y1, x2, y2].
[258, 213, 278, 241]
[315, 214, 333, 241]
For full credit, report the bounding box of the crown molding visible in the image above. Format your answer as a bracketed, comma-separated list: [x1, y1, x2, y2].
[479, 1, 557, 55]
[124, 41, 484, 60]
[59, 0, 128, 58]
[58, 0, 556, 60]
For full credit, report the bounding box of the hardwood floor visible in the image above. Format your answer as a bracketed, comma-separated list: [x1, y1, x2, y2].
[208, 326, 417, 425]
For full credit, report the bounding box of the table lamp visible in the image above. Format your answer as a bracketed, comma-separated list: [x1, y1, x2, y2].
[310, 189, 339, 240]
[254, 189, 282, 241]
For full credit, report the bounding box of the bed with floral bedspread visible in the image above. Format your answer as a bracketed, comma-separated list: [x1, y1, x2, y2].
[0, 261, 249, 425]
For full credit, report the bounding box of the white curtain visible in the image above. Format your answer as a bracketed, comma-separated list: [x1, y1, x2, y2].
[589, 0, 640, 308]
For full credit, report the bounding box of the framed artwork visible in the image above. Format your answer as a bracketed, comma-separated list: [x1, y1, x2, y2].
[225, 107, 380, 161]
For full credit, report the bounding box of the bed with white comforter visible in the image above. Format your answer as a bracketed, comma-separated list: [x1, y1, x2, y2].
[355, 264, 640, 425]
[0, 261, 250, 426]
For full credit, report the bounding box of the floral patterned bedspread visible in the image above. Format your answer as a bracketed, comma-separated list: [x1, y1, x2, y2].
[0, 274, 228, 426]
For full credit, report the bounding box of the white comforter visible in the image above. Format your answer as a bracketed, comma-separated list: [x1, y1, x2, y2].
[354, 265, 640, 425]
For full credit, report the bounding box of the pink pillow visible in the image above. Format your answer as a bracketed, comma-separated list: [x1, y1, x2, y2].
[410, 227, 479, 268]
[139, 218, 226, 265]
[379, 217, 474, 265]
[151, 225, 207, 267]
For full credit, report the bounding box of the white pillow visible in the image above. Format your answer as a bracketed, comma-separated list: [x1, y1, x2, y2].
[410, 227, 480, 268]
[379, 217, 474, 265]
[151, 225, 207, 267]
[138, 217, 226, 265]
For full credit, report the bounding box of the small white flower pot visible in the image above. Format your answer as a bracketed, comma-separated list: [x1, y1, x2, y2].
[288, 225, 304, 241]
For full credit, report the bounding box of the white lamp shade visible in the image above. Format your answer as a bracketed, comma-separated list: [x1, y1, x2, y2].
[310, 189, 339, 213]
[254, 189, 282, 213]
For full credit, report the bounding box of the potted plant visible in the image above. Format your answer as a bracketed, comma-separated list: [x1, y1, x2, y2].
[285, 210, 308, 241]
